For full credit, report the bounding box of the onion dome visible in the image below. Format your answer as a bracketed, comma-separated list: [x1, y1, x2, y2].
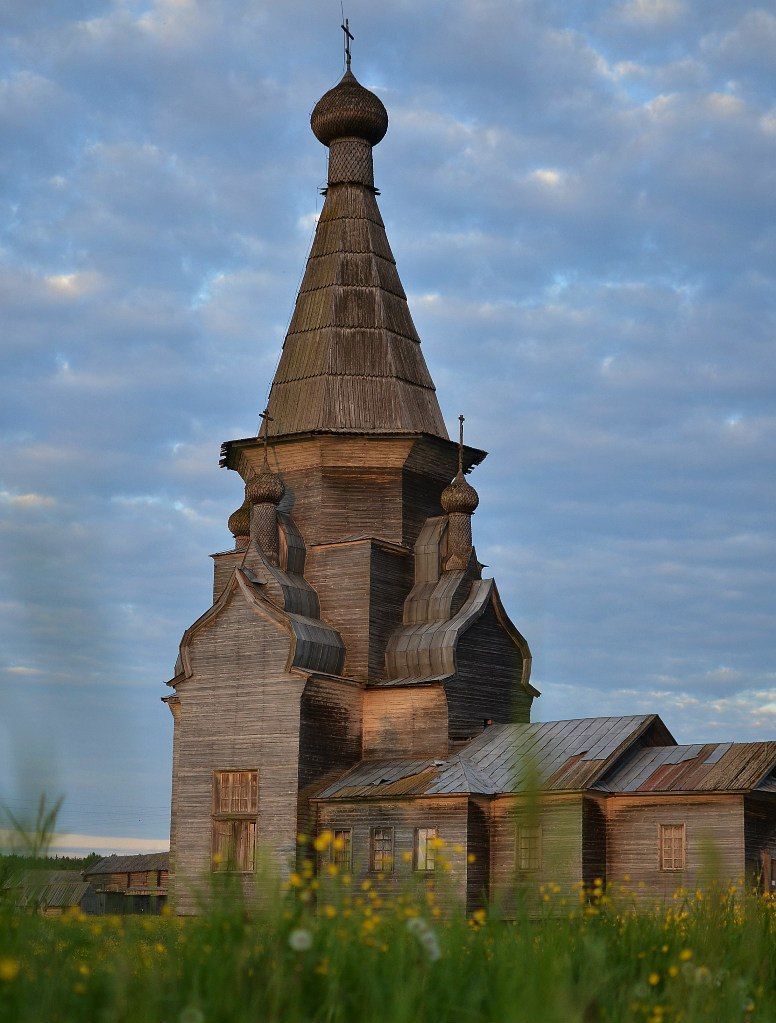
[246, 465, 285, 506]
[441, 471, 479, 515]
[227, 498, 250, 539]
[311, 70, 388, 147]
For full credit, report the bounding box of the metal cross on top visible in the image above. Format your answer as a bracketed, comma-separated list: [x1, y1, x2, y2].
[341, 15, 354, 71]
[258, 406, 274, 460]
[458, 414, 465, 475]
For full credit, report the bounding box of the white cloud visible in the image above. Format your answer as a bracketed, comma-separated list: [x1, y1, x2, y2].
[0, 490, 56, 509]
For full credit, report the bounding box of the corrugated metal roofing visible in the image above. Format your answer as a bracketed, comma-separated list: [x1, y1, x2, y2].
[596, 741, 776, 793]
[86, 852, 169, 875]
[4, 870, 90, 911]
[316, 716, 662, 800]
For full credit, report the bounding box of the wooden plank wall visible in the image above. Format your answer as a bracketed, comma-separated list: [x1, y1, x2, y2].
[305, 541, 373, 680]
[171, 586, 306, 914]
[315, 796, 469, 906]
[604, 793, 744, 899]
[211, 549, 245, 603]
[368, 544, 413, 679]
[362, 685, 448, 758]
[743, 794, 776, 886]
[447, 604, 532, 739]
[582, 796, 607, 885]
[298, 677, 363, 791]
[489, 794, 584, 916]
[466, 798, 490, 912]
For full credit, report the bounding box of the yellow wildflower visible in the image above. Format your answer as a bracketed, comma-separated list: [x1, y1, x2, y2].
[0, 959, 20, 982]
[648, 972, 660, 986]
[679, 949, 693, 961]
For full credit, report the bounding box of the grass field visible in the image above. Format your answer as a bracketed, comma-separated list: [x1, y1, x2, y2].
[1, 847, 774, 1023]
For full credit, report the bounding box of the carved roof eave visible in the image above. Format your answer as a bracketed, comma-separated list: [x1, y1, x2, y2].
[166, 568, 344, 689]
[220, 431, 487, 472]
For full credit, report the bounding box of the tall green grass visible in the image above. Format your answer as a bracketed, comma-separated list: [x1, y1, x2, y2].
[1, 856, 773, 1023]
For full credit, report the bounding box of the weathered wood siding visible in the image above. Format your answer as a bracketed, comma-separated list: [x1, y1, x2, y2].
[170, 585, 305, 914]
[315, 797, 469, 906]
[490, 794, 584, 915]
[298, 677, 363, 791]
[605, 793, 744, 898]
[211, 549, 245, 603]
[743, 794, 776, 886]
[582, 796, 607, 886]
[362, 685, 448, 758]
[467, 798, 490, 912]
[448, 604, 531, 739]
[368, 544, 413, 679]
[305, 541, 373, 680]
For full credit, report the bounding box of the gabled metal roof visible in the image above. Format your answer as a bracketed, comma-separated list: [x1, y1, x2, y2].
[596, 741, 776, 794]
[315, 715, 665, 800]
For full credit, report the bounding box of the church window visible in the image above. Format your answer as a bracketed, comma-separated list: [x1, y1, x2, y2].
[414, 827, 438, 871]
[369, 827, 394, 873]
[212, 771, 258, 872]
[331, 829, 352, 869]
[517, 826, 542, 871]
[659, 824, 685, 870]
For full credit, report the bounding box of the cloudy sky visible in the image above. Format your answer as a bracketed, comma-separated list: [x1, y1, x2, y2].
[1, 0, 774, 853]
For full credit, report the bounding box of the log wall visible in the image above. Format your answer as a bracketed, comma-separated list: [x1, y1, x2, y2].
[170, 586, 305, 914]
[604, 793, 744, 898]
[743, 794, 776, 887]
[315, 796, 470, 906]
[489, 794, 584, 915]
[362, 685, 448, 758]
[448, 604, 531, 738]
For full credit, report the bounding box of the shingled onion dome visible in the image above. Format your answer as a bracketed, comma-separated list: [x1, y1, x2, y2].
[227, 496, 250, 549]
[246, 464, 285, 506]
[310, 70, 387, 188]
[311, 70, 388, 146]
[441, 471, 480, 516]
[246, 460, 285, 566]
[442, 416, 479, 571]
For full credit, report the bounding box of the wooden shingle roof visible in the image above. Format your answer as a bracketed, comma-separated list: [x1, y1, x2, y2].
[265, 180, 448, 438]
[85, 852, 169, 875]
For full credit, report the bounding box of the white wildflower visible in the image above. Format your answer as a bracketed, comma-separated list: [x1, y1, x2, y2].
[179, 1008, 204, 1023]
[405, 916, 441, 962]
[288, 927, 313, 952]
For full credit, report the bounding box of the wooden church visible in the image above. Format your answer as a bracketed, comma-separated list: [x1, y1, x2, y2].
[164, 58, 776, 914]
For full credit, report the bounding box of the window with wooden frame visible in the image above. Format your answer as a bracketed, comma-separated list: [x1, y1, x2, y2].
[517, 826, 542, 871]
[212, 770, 258, 872]
[414, 827, 438, 872]
[659, 823, 685, 871]
[331, 829, 352, 870]
[369, 827, 394, 873]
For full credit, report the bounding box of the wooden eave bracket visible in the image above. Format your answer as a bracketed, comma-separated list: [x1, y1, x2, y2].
[219, 432, 487, 472]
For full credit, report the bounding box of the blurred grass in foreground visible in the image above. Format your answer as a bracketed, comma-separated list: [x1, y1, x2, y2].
[1, 840, 774, 1023]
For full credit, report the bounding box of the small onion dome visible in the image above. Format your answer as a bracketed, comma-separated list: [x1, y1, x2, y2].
[227, 498, 250, 538]
[441, 471, 479, 515]
[246, 465, 285, 506]
[311, 70, 388, 147]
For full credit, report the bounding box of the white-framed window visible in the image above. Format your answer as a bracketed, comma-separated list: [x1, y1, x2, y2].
[517, 826, 542, 871]
[212, 770, 259, 872]
[414, 827, 438, 872]
[659, 823, 685, 871]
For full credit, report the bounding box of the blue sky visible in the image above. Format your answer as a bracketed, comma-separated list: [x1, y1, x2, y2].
[1, 0, 774, 853]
